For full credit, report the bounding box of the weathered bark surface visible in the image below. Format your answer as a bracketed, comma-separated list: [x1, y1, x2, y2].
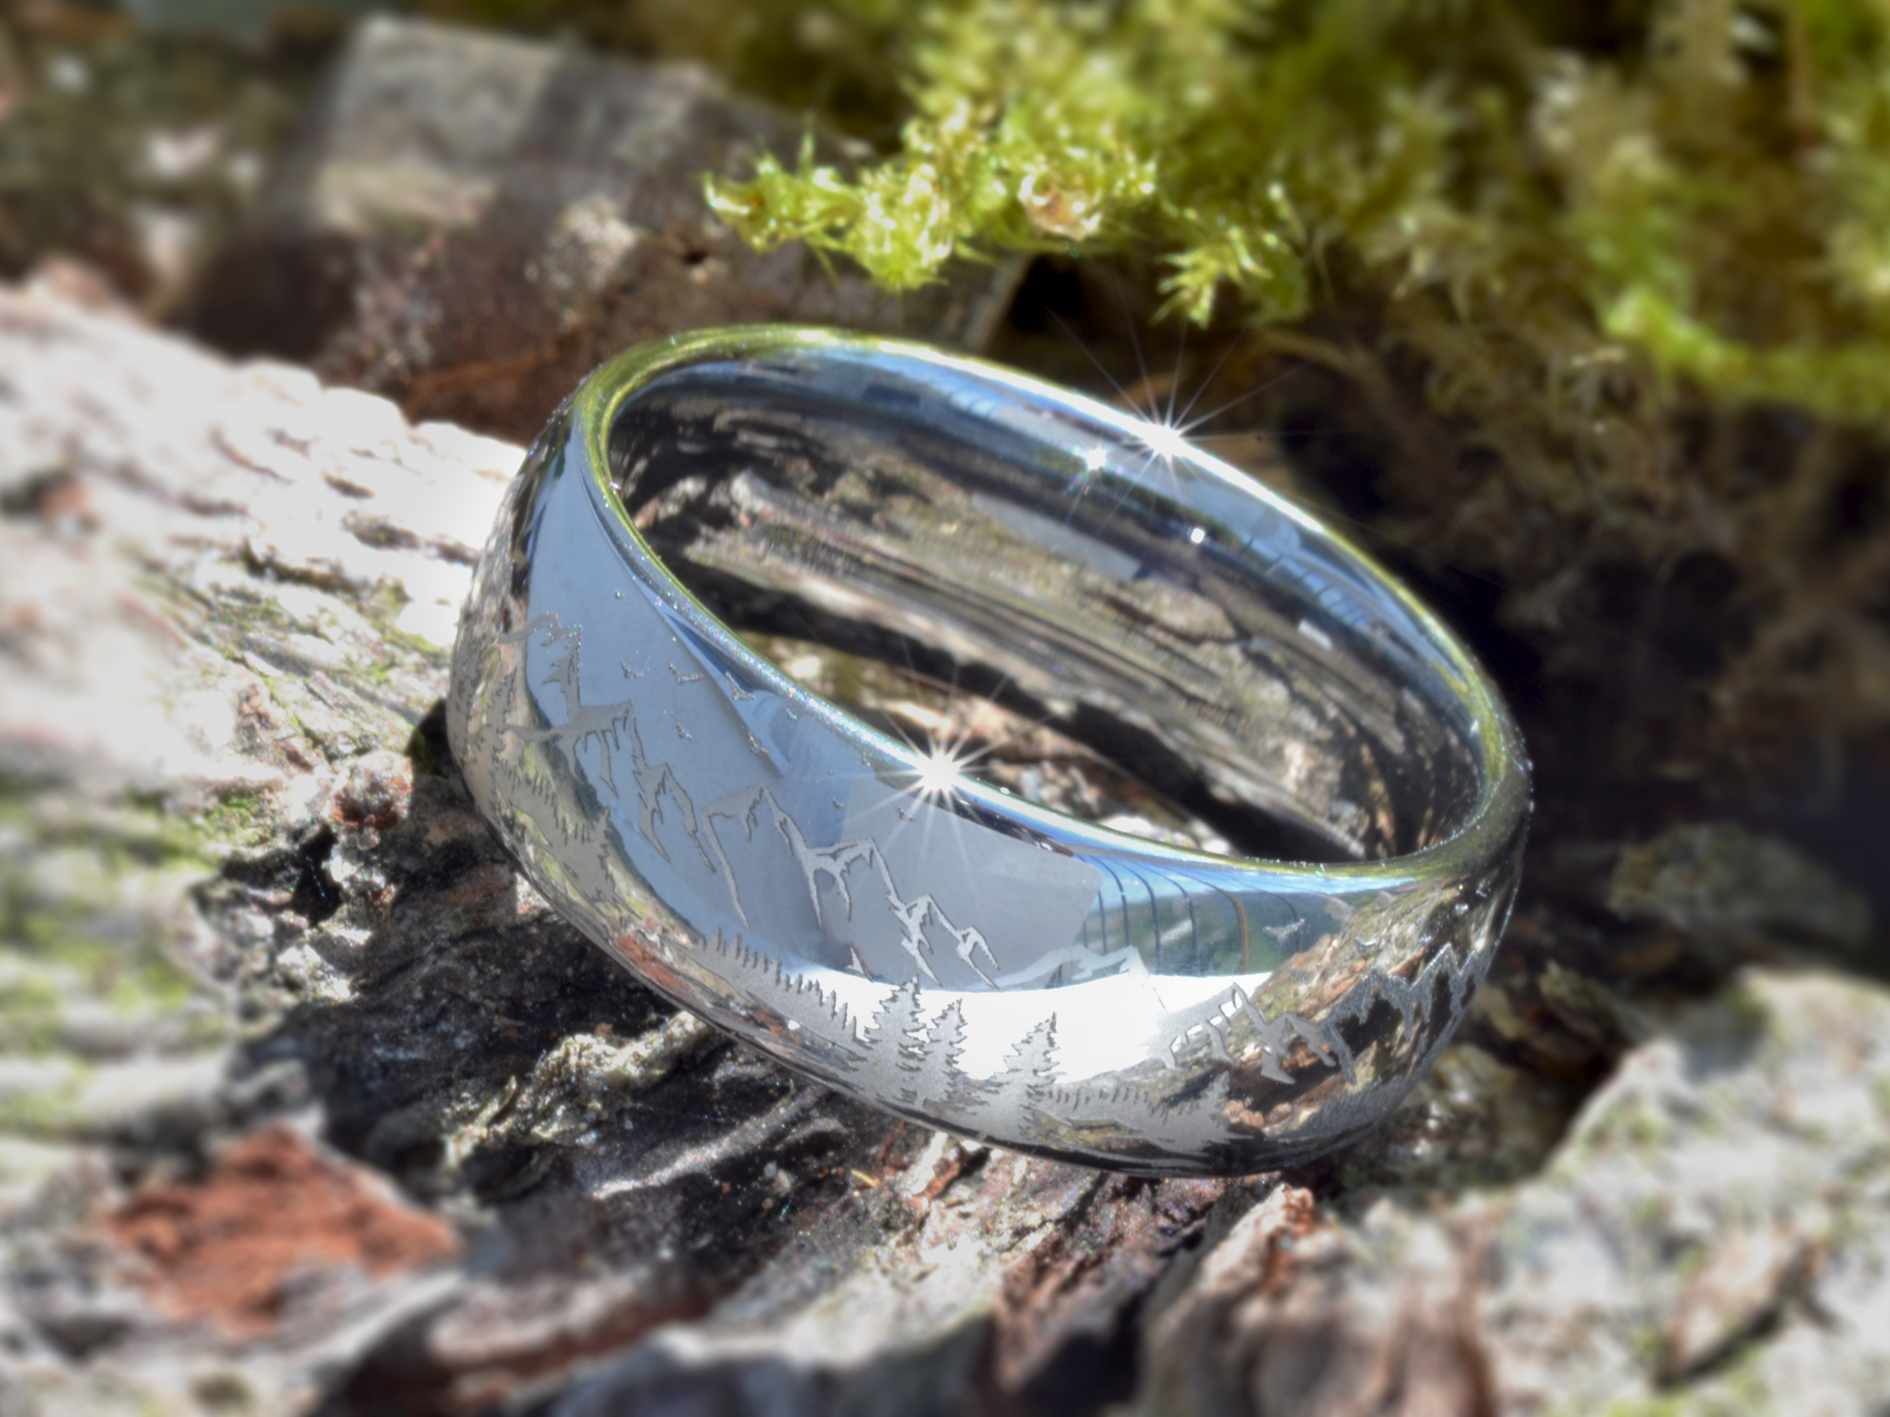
[2, 282, 1888, 1417]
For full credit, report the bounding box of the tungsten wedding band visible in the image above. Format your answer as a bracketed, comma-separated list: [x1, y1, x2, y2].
[446, 326, 1531, 1176]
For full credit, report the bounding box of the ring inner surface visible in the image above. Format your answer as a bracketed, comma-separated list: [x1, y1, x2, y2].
[607, 354, 1486, 869]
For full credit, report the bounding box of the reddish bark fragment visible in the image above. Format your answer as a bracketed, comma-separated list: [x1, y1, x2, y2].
[104, 1126, 460, 1338]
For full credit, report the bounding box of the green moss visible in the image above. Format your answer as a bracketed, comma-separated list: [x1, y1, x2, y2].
[1591, 1315, 1781, 1417]
[1599, 1396, 1687, 1417]
[683, 0, 1890, 771]
[197, 785, 274, 851]
[1, 780, 216, 876]
[0, 804, 226, 1062]
[1563, 1091, 1673, 1164]
[1630, 1191, 1671, 1232]
[707, 0, 1890, 418]
[0, 970, 69, 1055]
[0, 1073, 88, 1138]
[360, 579, 452, 671]
[198, 584, 303, 642]
[1870, 1073, 1890, 1120]
[0, 886, 199, 1008]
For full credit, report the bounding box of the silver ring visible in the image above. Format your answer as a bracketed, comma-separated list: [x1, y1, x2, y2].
[448, 327, 1530, 1176]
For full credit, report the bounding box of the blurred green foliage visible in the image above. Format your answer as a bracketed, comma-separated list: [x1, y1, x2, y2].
[701, 0, 1890, 423]
[415, 0, 910, 133]
[0, 4, 322, 310]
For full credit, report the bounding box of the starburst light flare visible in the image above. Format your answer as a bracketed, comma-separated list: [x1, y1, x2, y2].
[914, 740, 970, 802]
[1136, 418, 1193, 468]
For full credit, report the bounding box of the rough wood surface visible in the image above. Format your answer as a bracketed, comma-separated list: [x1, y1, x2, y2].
[3, 279, 1889, 1417]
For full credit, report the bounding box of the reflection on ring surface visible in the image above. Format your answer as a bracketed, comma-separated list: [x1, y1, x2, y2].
[449, 327, 1531, 1174]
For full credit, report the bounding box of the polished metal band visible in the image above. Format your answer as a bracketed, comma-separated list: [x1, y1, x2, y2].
[447, 327, 1530, 1176]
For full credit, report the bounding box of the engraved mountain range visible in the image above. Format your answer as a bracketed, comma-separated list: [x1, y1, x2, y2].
[709, 786, 1005, 987]
[502, 615, 1006, 990]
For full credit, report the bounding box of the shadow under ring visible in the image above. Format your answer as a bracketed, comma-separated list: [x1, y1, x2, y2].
[447, 326, 1531, 1176]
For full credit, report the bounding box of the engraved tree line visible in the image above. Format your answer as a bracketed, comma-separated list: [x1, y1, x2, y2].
[834, 974, 1253, 1148]
[745, 933, 1491, 1148]
[848, 977, 1061, 1125]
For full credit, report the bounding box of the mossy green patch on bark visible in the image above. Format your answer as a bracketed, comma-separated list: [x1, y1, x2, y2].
[0, 798, 227, 1071]
[194, 784, 276, 852]
[0, 1070, 89, 1139]
[357, 577, 454, 673]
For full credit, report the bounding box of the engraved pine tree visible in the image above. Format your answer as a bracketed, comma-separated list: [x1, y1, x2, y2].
[1152, 1069, 1238, 1150]
[918, 998, 982, 1114]
[858, 977, 929, 1104]
[1045, 1068, 1242, 1151]
[985, 1015, 1059, 1131]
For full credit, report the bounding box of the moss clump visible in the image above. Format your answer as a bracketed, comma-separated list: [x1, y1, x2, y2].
[0, 853, 207, 1014]
[707, 0, 1890, 416]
